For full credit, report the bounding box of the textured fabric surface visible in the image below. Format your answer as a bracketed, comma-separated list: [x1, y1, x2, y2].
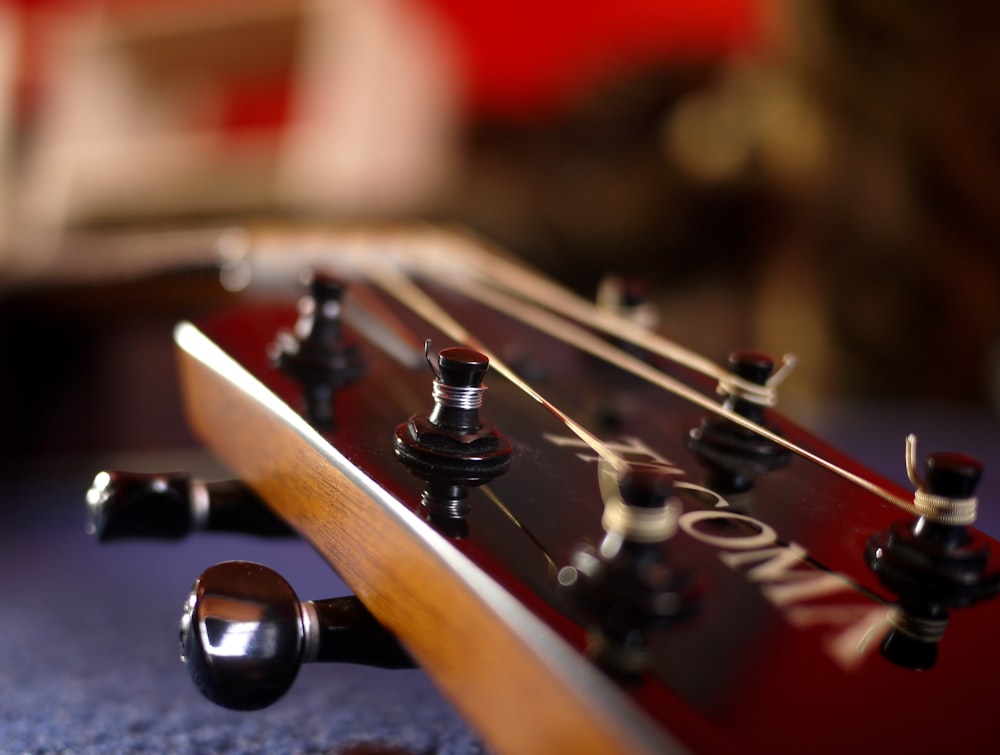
[0, 468, 483, 755]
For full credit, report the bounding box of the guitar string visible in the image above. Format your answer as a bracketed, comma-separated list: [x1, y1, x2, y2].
[384, 233, 921, 516]
[355, 254, 632, 476]
[413, 232, 793, 404]
[423, 270, 918, 516]
[479, 487, 559, 573]
[244, 225, 782, 399]
[344, 279, 428, 369]
[238, 227, 916, 515]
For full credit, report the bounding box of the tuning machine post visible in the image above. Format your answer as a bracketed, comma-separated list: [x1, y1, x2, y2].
[270, 271, 366, 430]
[558, 465, 699, 675]
[394, 345, 512, 536]
[867, 437, 1000, 669]
[687, 350, 793, 493]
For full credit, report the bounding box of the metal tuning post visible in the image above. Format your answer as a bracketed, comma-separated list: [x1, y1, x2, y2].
[270, 271, 366, 429]
[179, 561, 413, 711]
[86, 471, 293, 541]
[866, 437, 1000, 669]
[687, 349, 793, 493]
[558, 464, 698, 676]
[394, 345, 512, 536]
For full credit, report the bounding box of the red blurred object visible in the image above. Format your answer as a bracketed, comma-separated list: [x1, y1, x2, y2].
[8, 0, 760, 124]
[217, 73, 290, 133]
[422, 0, 760, 117]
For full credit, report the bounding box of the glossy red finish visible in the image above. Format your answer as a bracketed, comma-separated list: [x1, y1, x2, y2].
[195, 280, 1000, 754]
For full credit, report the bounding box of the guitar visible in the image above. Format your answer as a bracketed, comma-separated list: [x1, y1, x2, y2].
[96, 225, 1000, 754]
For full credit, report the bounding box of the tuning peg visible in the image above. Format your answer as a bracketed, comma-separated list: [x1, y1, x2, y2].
[865, 440, 1000, 669]
[394, 346, 512, 481]
[86, 471, 294, 541]
[687, 349, 792, 493]
[558, 465, 698, 675]
[867, 439, 996, 596]
[394, 346, 512, 532]
[179, 561, 413, 711]
[270, 271, 366, 429]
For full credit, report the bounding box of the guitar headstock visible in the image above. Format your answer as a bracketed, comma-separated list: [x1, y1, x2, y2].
[104, 226, 1000, 753]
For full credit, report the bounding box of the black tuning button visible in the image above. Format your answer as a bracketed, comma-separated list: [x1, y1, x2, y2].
[868, 449, 994, 598]
[395, 347, 510, 474]
[271, 272, 366, 429]
[558, 465, 698, 675]
[867, 445, 1000, 669]
[86, 471, 293, 541]
[394, 346, 512, 534]
[687, 350, 791, 493]
[179, 561, 413, 711]
[922, 452, 983, 540]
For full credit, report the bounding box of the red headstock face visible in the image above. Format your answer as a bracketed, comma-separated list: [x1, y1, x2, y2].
[175, 228, 1000, 754]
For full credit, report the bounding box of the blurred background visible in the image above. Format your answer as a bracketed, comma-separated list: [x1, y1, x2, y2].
[1, 3, 999, 751]
[2, 0, 999, 457]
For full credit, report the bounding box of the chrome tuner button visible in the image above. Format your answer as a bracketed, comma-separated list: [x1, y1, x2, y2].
[86, 471, 292, 541]
[180, 561, 412, 711]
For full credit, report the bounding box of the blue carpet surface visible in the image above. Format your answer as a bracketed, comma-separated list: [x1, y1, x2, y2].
[0, 465, 483, 755]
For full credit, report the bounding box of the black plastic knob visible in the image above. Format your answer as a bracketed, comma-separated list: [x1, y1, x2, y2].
[86, 471, 293, 541]
[728, 350, 775, 387]
[437, 348, 489, 389]
[299, 274, 349, 355]
[925, 452, 983, 499]
[179, 561, 412, 711]
[618, 466, 676, 510]
[722, 350, 776, 425]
